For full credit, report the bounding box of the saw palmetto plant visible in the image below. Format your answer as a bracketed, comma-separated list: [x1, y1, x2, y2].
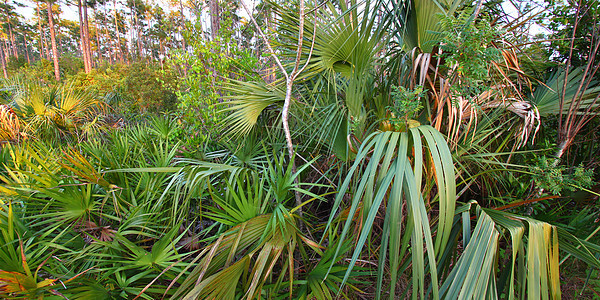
[0, 79, 106, 143]
[1, 0, 600, 299]
[0, 105, 23, 144]
[215, 0, 600, 298]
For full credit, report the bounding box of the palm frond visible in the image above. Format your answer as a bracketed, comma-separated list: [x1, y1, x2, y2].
[221, 80, 285, 138]
[531, 67, 600, 116]
[324, 125, 455, 298]
[440, 203, 600, 299]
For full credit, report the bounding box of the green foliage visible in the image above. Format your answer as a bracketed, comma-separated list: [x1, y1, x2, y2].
[325, 126, 456, 299]
[0, 124, 191, 299]
[8, 59, 56, 84]
[439, 10, 503, 98]
[5, 56, 28, 71]
[67, 64, 128, 95]
[439, 203, 588, 299]
[530, 156, 594, 195]
[531, 67, 600, 116]
[171, 18, 259, 146]
[67, 62, 179, 115]
[123, 62, 178, 113]
[9, 59, 180, 119]
[3, 0, 600, 298]
[388, 85, 426, 128]
[0, 78, 106, 143]
[543, 0, 600, 68]
[9, 57, 85, 83]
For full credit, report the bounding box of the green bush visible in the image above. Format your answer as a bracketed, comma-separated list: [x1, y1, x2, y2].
[123, 62, 178, 113]
[65, 62, 179, 116]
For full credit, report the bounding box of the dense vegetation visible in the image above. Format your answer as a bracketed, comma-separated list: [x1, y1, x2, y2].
[1, 0, 600, 298]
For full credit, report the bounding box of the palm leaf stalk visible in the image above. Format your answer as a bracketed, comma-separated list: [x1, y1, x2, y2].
[552, 4, 600, 161]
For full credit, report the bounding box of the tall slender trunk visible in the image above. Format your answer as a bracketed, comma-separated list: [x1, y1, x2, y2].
[197, 7, 207, 41]
[178, 0, 188, 76]
[102, 2, 114, 63]
[241, 0, 312, 224]
[3, 41, 9, 63]
[266, 8, 275, 83]
[37, 1, 51, 60]
[105, 23, 114, 63]
[78, 0, 92, 72]
[144, 12, 151, 61]
[208, 0, 219, 41]
[129, 7, 135, 59]
[47, 0, 60, 81]
[113, 0, 122, 62]
[44, 34, 50, 60]
[136, 15, 142, 59]
[94, 8, 102, 63]
[36, 2, 46, 60]
[178, 0, 186, 51]
[7, 22, 18, 59]
[83, 2, 93, 68]
[25, 43, 31, 64]
[159, 39, 164, 69]
[78, 0, 89, 71]
[0, 42, 8, 79]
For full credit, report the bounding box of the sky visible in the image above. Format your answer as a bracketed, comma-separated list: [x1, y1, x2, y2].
[16, 0, 80, 22]
[500, 0, 552, 35]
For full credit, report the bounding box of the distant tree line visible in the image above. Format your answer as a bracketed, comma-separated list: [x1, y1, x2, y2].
[0, 0, 235, 80]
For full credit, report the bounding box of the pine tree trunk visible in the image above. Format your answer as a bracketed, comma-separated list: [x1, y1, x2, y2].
[208, 0, 219, 41]
[78, 0, 89, 72]
[8, 22, 18, 59]
[135, 14, 142, 59]
[178, 0, 189, 77]
[94, 8, 102, 63]
[101, 2, 114, 63]
[25, 43, 31, 64]
[36, 2, 46, 60]
[113, 0, 122, 63]
[83, 2, 93, 69]
[2, 41, 8, 63]
[266, 8, 275, 83]
[47, 0, 60, 81]
[105, 24, 114, 63]
[129, 7, 135, 60]
[37, 1, 51, 60]
[0, 42, 8, 79]
[159, 39, 164, 69]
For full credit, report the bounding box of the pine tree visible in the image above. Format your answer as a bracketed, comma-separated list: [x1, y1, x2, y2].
[47, 0, 60, 81]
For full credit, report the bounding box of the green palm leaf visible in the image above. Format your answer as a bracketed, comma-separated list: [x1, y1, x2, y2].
[440, 203, 600, 299]
[221, 80, 285, 138]
[324, 125, 455, 298]
[531, 67, 600, 116]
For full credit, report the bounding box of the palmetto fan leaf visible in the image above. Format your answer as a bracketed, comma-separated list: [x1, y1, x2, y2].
[0, 105, 23, 143]
[0, 142, 63, 195]
[324, 125, 455, 299]
[440, 202, 600, 299]
[221, 80, 285, 138]
[280, 0, 383, 118]
[171, 153, 329, 299]
[1, 78, 104, 140]
[205, 171, 268, 226]
[531, 67, 600, 116]
[172, 213, 298, 300]
[383, 0, 465, 56]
